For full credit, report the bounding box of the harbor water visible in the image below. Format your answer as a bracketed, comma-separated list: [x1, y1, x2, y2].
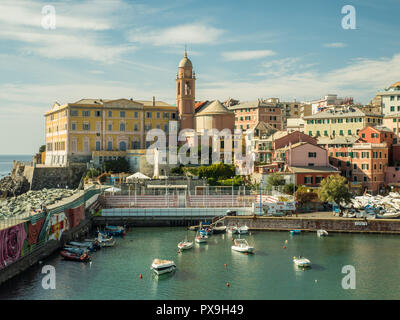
[0, 228, 399, 300]
[0, 155, 32, 178]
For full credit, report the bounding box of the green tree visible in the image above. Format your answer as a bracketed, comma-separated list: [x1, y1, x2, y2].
[283, 183, 295, 195]
[267, 173, 285, 187]
[318, 175, 352, 213]
[39, 145, 46, 153]
[102, 157, 130, 173]
[295, 185, 319, 208]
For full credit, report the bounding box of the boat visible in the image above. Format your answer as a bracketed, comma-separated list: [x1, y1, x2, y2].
[199, 227, 212, 237]
[376, 212, 400, 219]
[68, 241, 101, 252]
[62, 247, 87, 255]
[103, 225, 126, 237]
[317, 229, 328, 237]
[231, 238, 254, 253]
[212, 222, 227, 234]
[151, 259, 176, 275]
[86, 234, 116, 247]
[293, 256, 311, 268]
[237, 225, 249, 235]
[177, 240, 194, 250]
[227, 226, 237, 234]
[60, 250, 90, 262]
[290, 229, 301, 235]
[195, 230, 207, 243]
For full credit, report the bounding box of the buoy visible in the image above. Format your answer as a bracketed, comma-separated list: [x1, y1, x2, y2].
[293, 256, 296, 259]
[226, 282, 230, 287]
[283, 246, 286, 249]
[244, 252, 248, 255]
[302, 268, 305, 272]
[139, 274, 143, 279]
[285, 240, 288, 243]
[231, 238, 234, 241]
[224, 264, 227, 268]
[315, 280, 317, 283]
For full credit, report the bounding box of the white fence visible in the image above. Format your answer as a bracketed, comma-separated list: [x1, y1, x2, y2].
[101, 207, 252, 217]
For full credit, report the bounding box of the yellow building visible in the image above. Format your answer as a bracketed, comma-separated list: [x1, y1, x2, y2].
[44, 98, 177, 166]
[304, 106, 383, 138]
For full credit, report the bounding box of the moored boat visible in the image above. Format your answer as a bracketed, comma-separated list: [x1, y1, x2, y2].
[290, 229, 301, 235]
[293, 256, 311, 268]
[104, 225, 126, 237]
[212, 223, 227, 234]
[151, 259, 176, 275]
[231, 238, 254, 253]
[177, 240, 194, 250]
[60, 250, 90, 262]
[376, 212, 400, 219]
[317, 229, 328, 237]
[237, 225, 249, 235]
[195, 230, 207, 243]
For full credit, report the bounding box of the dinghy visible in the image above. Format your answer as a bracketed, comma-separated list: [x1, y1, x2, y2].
[317, 230, 328, 237]
[293, 256, 311, 268]
[195, 230, 207, 243]
[237, 225, 249, 235]
[60, 250, 90, 262]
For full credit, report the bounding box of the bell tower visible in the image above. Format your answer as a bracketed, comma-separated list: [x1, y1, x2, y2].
[176, 49, 195, 130]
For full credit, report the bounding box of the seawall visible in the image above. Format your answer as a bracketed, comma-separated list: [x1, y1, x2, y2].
[221, 216, 400, 234]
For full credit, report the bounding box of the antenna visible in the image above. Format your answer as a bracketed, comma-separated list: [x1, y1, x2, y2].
[184, 44, 187, 57]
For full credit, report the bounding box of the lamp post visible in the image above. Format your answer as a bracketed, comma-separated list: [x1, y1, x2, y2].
[231, 176, 234, 207]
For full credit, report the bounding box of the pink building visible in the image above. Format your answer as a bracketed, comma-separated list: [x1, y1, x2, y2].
[385, 166, 400, 191]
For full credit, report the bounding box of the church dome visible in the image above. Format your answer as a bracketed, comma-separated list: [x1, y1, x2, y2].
[179, 51, 192, 68]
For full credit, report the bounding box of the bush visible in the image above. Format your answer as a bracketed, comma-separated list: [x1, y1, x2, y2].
[283, 183, 295, 195]
[102, 157, 130, 173]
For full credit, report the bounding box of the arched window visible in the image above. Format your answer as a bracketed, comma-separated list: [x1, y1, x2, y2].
[119, 141, 126, 151]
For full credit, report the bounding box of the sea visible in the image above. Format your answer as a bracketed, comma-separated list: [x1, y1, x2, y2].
[0, 155, 33, 178]
[0, 228, 399, 300]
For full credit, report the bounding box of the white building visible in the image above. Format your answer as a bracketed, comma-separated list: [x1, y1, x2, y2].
[376, 82, 400, 117]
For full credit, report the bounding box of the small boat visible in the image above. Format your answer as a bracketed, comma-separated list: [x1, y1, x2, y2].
[177, 240, 194, 250]
[195, 230, 207, 243]
[293, 256, 311, 268]
[237, 225, 249, 235]
[227, 226, 237, 234]
[199, 227, 212, 237]
[317, 230, 328, 237]
[290, 229, 301, 235]
[212, 222, 227, 234]
[62, 247, 87, 255]
[103, 225, 126, 237]
[231, 238, 254, 253]
[376, 212, 400, 219]
[66, 241, 98, 252]
[151, 259, 176, 275]
[60, 250, 90, 262]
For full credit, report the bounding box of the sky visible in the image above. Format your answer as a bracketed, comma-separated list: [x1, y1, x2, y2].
[1, 0, 400, 154]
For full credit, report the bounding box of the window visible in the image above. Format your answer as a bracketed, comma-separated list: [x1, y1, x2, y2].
[146, 112, 152, 118]
[308, 163, 314, 167]
[348, 130, 352, 135]
[83, 110, 90, 117]
[134, 123, 139, 131]
[119, 141, 127, 151]
[163, 112, 169, 119]
[324, 130, 328, 136]
[308, 152, 317, 158]
[390, 96, 395, 101]
[108, 123, 112, 131]
[304, 176, 313, 184]
[391, 106, 395, 112]
[308, 131, 313, 136]
[70, 109, 78, 116]
[71, 123, 76, 130]
[108, 111, 112, 117]
[120, 123, 126, 131]
[156, 112, 160, 119]
[83, 123, 90, 130]
[120, 111, 126, 118]
[315, 177, 323, 184]
[134, 111, 138, 118]
[353, 164, 357, 170]
[95, 111, 102, 117]
[107, 141, 112, 151]
[95, 141, 101, 151]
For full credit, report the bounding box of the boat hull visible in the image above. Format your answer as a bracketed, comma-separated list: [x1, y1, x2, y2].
[231, 246, 254, 253]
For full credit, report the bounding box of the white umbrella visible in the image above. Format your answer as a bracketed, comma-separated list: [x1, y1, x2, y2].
[104, 186, 122, 194]
[126, 172, 151, 181]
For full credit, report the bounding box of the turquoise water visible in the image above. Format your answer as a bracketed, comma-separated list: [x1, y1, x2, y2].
[0, 228, 399, 300]
[0, 155, 32, 178]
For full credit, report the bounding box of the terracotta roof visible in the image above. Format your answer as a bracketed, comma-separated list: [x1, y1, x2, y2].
[195, 100, 234, 116]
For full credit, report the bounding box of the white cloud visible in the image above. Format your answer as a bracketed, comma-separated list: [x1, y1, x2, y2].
[0, 0, 133, 62]
[129, 23, 225, 46]
[221, 50, 276, 61]
[197, 54, 400, 103]
[324, 42, 347, 48]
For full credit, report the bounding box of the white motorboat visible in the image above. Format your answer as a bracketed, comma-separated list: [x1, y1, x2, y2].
[177, 240, 194, 250]
[317, 229, 328, 237]
[151, 259, 176, 275]
[376, 212, 400, 219]
[237, 225, 249, 234]
[293, 256, 311, 268]
[231, 238, 254, 253]
[212, 223, 227, 234]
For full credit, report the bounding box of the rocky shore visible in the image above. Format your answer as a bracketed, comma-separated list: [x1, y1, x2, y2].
[0, 165, 30, 199]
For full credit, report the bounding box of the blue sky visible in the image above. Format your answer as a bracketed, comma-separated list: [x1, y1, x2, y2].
[1, 0, 400, 154]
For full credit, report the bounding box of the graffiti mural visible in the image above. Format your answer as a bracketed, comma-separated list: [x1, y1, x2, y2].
[48, 213, 69, 241]
[0, 223, 27, 269]
[66, 204, 85, 229]
[27, 218, 45, 246]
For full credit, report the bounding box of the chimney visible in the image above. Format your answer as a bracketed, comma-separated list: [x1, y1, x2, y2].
[152, 96, 155, 106]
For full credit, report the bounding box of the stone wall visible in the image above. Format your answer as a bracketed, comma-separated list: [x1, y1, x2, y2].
[223, 216, 400, 234]
[29, 163, 87, 190]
